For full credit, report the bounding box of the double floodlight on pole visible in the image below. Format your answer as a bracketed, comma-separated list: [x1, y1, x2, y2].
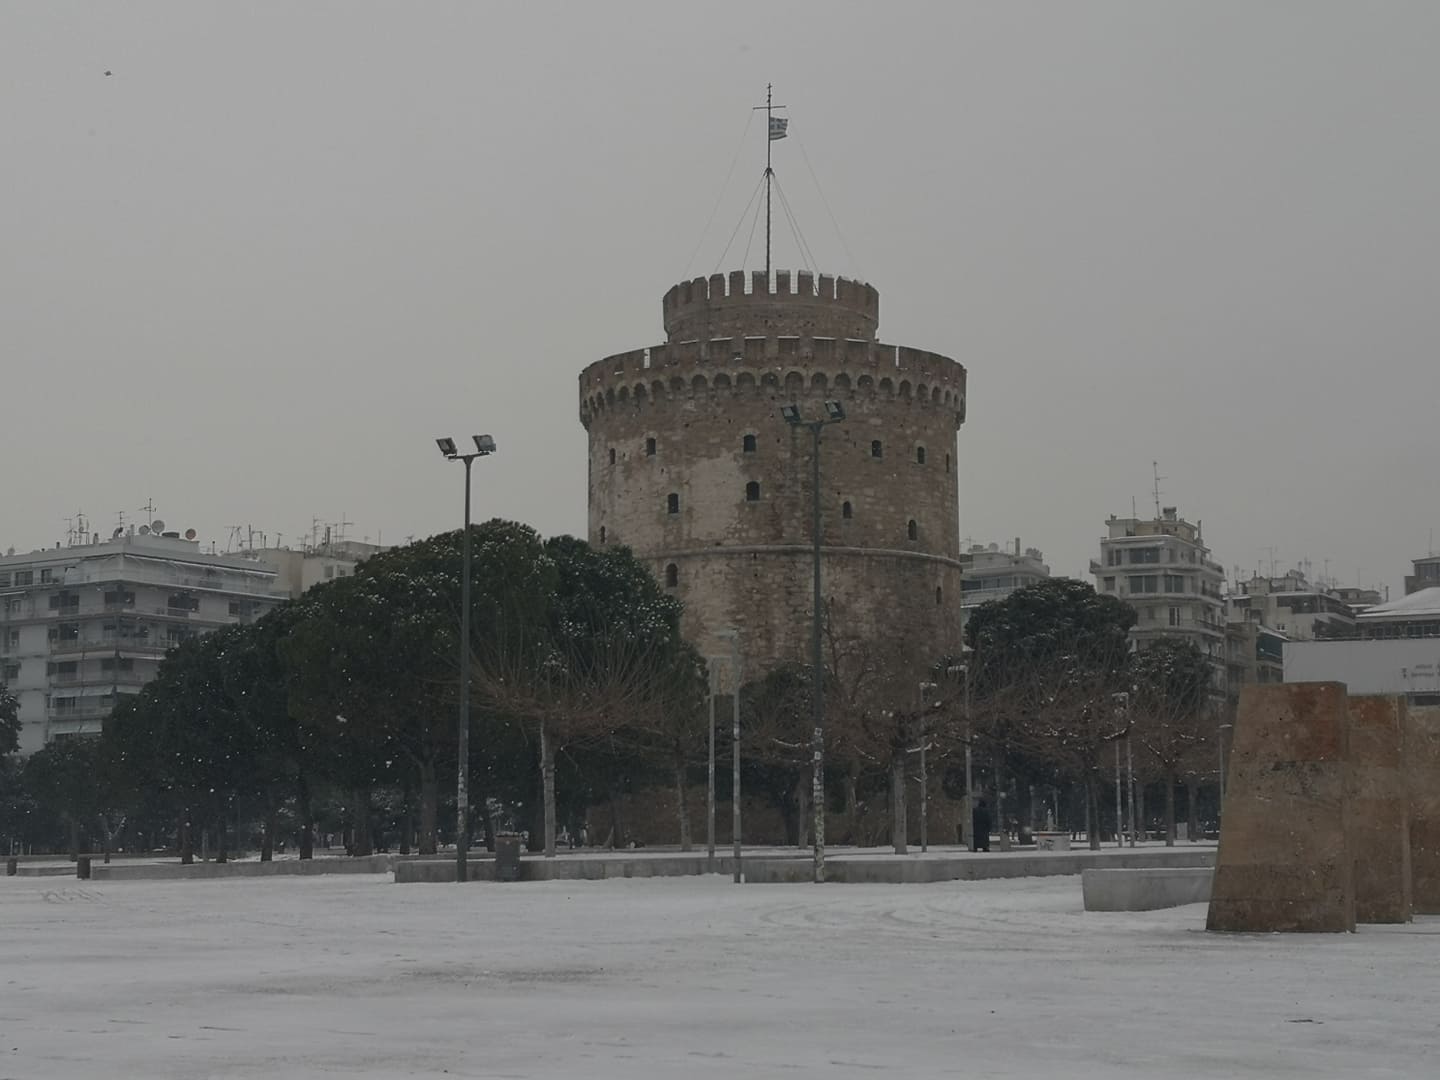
[435, 432, 498, 883]
[780, 399, 846, 883]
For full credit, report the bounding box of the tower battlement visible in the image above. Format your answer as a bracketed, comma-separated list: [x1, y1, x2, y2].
[579, 337, 965, 430]
[662, 270, 879, 342]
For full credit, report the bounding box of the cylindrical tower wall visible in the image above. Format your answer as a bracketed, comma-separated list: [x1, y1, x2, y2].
[580, 273, 967, 668]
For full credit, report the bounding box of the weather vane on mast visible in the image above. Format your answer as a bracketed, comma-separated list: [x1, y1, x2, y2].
[753, 82, 788, 277]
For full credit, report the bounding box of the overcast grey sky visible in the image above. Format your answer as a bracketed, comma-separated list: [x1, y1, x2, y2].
[4, 2, 1436, 594]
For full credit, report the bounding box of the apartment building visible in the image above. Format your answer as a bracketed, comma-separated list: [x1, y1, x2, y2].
[1090, 507, 1226, 672]
[1226, 570, 1358, 640]
[959, 539, 1051, 629]
[0, 530, 284, 753]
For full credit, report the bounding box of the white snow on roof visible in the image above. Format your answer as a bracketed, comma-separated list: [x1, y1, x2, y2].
[1357, 585, 1440, 620]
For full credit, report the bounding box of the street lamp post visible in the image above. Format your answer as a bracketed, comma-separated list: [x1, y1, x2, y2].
[918, 681, 937, 853]
[780, 400, 846, 884]
[706, 657, 718, 872]
[962, 659, 974, 851]
[715, 628, 741, 883]
[435, 434, 497, 884]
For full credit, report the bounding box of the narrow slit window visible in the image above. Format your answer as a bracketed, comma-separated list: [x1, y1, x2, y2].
[609, 447, 616, 465]
[745, 481, 761, 502]
[842, 501, 853, 520]
[871, 440, 883, 459]
[907, 519, 918, 541]
[646, 437, 657, 456]
[742, 434, 757, 453]
[916, 446, 926, 465]
[667, 492, 679, 515]
[665, 563, 678, 588]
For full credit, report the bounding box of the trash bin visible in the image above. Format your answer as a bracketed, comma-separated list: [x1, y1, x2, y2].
[5, 857, 16, 876]
[76, 856, 92, 880]
[494, 834, 522, 882]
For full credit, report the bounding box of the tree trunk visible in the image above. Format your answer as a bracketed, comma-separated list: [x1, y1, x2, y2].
[261, 808, 275, 862]
[1085, 772, 1101, 851]
[215, 809, 228, 864]
[890, 749, 907, 855]
[541, 722, 557, 857]
[419, 764, 439, 855]
[296, 772, 315, 860]
[179, 816, 194, 865]
[1164, 768, 1177, 846]
[844, 766, 859, 846]
[67, 817, 80, 862]
[1137, 782, 1147, 843]
[674, 748, 692, 852]
[1186, 776, 1201, 841]
[350, 788, 373, 857]
[795, 774, 810, 850]
[606, 781, 623, 850]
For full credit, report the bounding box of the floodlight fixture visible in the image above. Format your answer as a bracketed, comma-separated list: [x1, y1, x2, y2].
[780, 404, 802, 425]
[473, 434, 497, 454]
[824, 400, 846, 422]
[436, 437, 458, 458]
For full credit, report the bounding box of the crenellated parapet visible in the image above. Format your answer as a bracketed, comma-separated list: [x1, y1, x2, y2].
[578, 336, 967, 429]
[662, 269, 879, 342]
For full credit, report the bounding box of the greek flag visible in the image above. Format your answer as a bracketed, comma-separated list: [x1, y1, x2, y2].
[768, 116, 788, 141]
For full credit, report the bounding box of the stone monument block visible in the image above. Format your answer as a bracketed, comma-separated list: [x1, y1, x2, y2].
[1406, 706, 1440, 915]
[1347, 695, 1411, 923]
[1207, 683, 1355, 933]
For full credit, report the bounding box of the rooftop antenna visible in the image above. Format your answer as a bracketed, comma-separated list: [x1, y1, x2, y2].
[1151, 461, 1165, 518]
[753, 82, 787, 278]
[336, 513, 353, 544]
[1262, 546, 1279, 577]
[139, 498, 157, 527]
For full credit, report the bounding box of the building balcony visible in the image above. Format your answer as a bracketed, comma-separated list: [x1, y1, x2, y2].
[48, 638, 171, 658]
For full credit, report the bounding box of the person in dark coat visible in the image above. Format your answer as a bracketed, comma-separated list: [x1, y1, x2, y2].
[972, 799, 992, 852]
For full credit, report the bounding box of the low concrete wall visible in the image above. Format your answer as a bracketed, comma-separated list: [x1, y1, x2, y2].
[1082, 867, 1214, 911]
[11, 865, 76, 878]
[395, 849, 1215, 885]
[90, 855, 398, 881]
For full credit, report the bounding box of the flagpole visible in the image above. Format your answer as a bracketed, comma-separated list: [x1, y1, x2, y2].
[754, 84, 785, 279]
[764, 82, 772, 278]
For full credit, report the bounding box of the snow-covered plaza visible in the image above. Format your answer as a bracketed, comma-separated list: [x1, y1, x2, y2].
[3, 872, 1435, 1078]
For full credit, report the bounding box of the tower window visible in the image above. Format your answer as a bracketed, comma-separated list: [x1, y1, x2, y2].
[745, 481, 761, 502]
[916, 446, 926, 465]
[665, 563, 678, 588]
[645, 437, 657, 456]
[907, 519, 918, 541]
[599, 526, 607, 543]
[609, 447, 616, 465]
[935, 586, 943, 606]
[667, 493, 679, 515]
[742, 434, 757, 453]
[946, 453, 951, 474]
[842, 500, 853, 520]
[871, 440, 883, 459]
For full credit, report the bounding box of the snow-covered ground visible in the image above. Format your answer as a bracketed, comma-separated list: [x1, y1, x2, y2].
[1, 874, 1433, 1079]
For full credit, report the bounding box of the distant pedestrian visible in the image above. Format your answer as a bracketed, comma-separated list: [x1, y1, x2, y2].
[972, 799, 992, 853]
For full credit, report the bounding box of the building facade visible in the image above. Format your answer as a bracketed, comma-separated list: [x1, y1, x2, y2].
[1226, 570, 1358, 640]
[578, 269, 968, 670]
[1405, 554, 1440, 596]
[1355, 587, 1440, 640]
[1090, 507, 1226, 672]
[251, 538, 385, 599]
[959, 540, 1051, 630]
[0, 531, 284, 753]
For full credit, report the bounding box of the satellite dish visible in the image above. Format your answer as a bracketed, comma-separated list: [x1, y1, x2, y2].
[150, 519, 165, 534]
[138, 525, 150, 535]
[112, 526, 124, 538]
[184, 528, 197, 540]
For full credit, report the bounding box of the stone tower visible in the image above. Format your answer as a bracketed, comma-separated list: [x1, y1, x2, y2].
[578, 269, 967, 668]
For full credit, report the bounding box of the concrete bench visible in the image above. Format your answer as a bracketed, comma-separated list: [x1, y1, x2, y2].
[1082, 867, 1213, 911]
